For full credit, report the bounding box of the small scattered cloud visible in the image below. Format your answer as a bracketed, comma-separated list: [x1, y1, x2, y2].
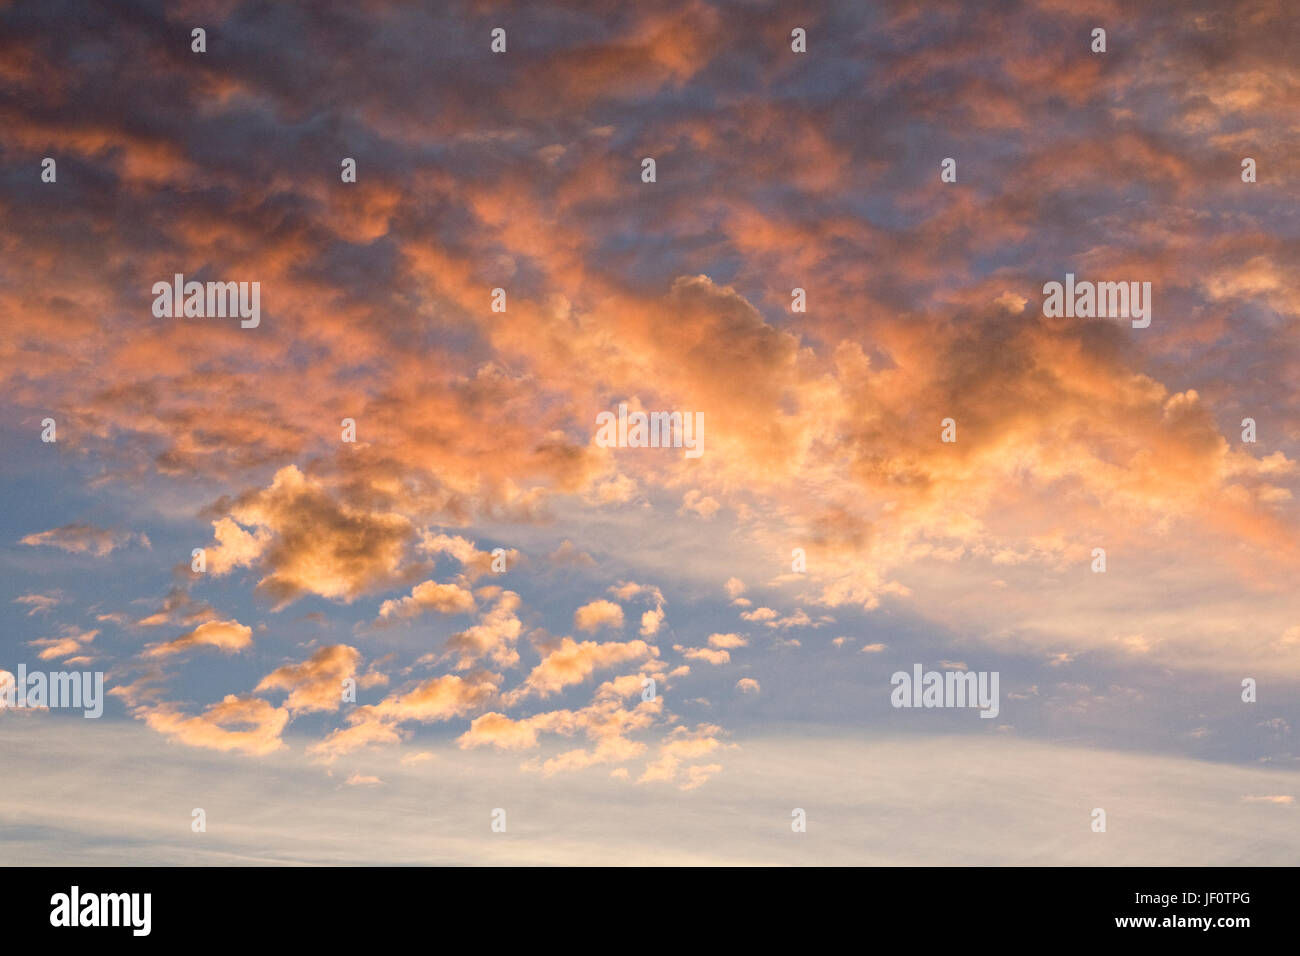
[21, 524, 150, 557]
[143, 619, 253, 658]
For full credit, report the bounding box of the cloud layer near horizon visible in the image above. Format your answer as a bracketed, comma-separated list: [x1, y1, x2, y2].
[2, 720, 1296, 865]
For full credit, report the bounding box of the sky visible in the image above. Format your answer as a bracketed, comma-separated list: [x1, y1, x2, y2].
[1, 0, 1299, 865]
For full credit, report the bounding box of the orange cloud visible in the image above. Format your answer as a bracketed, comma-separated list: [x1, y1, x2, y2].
[255, 645, 362, 715]
[574, 599, 624, 633]
[507, 638, 656, 700]
[137, 695, 289, 756]
[142, 619, 252, 658]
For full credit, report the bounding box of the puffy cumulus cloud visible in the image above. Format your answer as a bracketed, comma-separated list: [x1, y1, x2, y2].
[375, 579, 476, 623]
[608, 582, 666, 637]
[444, 589, 524, 670]
[608, 582, 662, 603]
[206, 466, 414, 608]
[735, 678, 761, 695]
[739, 606, 824, 630]
[574, 599, 624, 633]
[135, 695, 289, 757]
[255, 645, 362, 715]
[142, 619, 252, 658]
[505, 638, 657, 701]
[460, 679, 666, 777]
[206, 518, 271, 577]
[458, 711, 547, 751]
[639, 606, 666, 637]
[20, 524, 150, 557]
[592, 673, 660, 704]
[417, 532, 520, 583]
[365, 672, 499, 724]
[309, 671, 499, 761]
[707, 633, 748, 650]
[675, 645, 729, 666]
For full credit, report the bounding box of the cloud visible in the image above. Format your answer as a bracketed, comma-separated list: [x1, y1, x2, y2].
[142, 619, 253, 658]
[107, 670, 169, 709]
[255, 645, 362, 715]
[304, 717, 403, 761]
[735, 678, 760, 695]
[136, 696, 289, 756]
[9, 723, 1300, 864]
[639, 606, 665, 637]
[680, 763, 723, 790]
[444, 590, 524, 670]
[309, 672, 499, 760]
[376, 579, 476, 622]
[206, 518, 271, 576]
[5, 0, 1300, 842]
[14, 593, 61, 616]
[574, 599, 624, 633]
[548, 540, 596, 567]
[134, 587, 216, 628]
[20, 524, 149, 557]
[638, 724, 725, 788]
[207, 466, 414, 608]
[28, 628, 98, 661]
[460, 682, 664, 777]
[679, 489, 720, 518]
[707, 633, 748, 649]
[507, 638, 656, 700]
[675, 645, 729, 665]
[458, 711, 544, 751]
[418, 533, 520, 583]
[366, 672, 499, 725]
[608, 582, 666, 636]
